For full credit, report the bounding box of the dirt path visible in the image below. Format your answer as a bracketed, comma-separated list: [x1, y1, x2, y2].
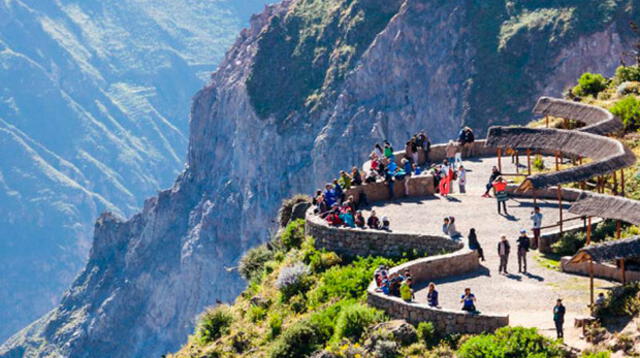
[362, 156, 615, 347]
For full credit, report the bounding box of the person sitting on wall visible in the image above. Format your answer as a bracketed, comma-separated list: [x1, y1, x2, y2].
[402, 158, 412, 176]
[333, 179, 345, 204]
[427, 282, 439, 307]
[416, 131, 431, 163]
[351, 167, 363, 186]
[374, 265, 388, 287]
[325, 206, 343, 227]
[367, 210, 381, 229]
[340, 208, 355, 228]
[412, 163, 422, 175]
[482, 166, 502, 198]
[389, 273, 403, 297]
[380, 275, 390, 295]
[365, 169, 378, 183]
[338, 170, 352, 190]
[324, 183, 337, 207]
[460, 288, 477, 312]
[400, 278, 415, 303]
[384, 140, 394, 159]
[380, 216, 391, 231]
[355, 211, 366, 229]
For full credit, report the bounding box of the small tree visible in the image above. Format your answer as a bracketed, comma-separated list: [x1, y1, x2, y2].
[572, 73, 608, 97]
[610, 96, 640, 131]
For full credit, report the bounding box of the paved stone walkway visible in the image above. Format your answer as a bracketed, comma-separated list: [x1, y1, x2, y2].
[362, 156, 615, 347]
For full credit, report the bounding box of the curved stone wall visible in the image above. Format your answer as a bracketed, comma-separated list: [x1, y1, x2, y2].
[366, 250, 509, 334]
[306, 209, 462, 258]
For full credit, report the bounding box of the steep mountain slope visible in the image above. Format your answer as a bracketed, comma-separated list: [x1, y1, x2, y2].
[0, 0, 269, 341]
[2, 0, 639, 357]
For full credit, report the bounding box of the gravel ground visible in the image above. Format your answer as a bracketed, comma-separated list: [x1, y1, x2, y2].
[361, 156, 615, 347]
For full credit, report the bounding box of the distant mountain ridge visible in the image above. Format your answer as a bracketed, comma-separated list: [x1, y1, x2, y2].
[0, 0, 269, 341]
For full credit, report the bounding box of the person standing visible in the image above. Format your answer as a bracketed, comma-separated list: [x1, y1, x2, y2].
[493, 177, 509, 215]
[445, 140, 457, 164]
[483, 166, 502, 197]
[554, 299, 566, 339]
[531, 206, 543, 250]
[460, 288, 477, 312]
[516, 229, 531, 273]
[497, 235, 510, 274]
[458, 165, 467, 194]
[468, 228, 485, 261]
[427, 282, 439, 307]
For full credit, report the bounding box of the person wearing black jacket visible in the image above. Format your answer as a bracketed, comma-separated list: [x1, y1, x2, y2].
[554, 299, 566, 339]
[516, 229, 531, 273]
[497, 235, 510, 274]
[483, 166, 502, 197]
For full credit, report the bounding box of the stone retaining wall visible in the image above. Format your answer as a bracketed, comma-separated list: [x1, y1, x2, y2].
[560, 257, 640, 283]
[367, 250, 509, 334]
[306, 210, 461, 258]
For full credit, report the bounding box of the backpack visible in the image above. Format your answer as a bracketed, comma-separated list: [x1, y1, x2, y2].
[465, 129, 475, 143]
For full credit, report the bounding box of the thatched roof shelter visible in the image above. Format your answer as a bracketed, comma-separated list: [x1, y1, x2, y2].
[533, 97, 623, 135]
[569, 192, 640, 226]
[570, 236, 640, 263]
[486, 126, 636, 191]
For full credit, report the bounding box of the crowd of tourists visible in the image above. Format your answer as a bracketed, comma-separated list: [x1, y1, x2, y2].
[373, 265, 479, 312]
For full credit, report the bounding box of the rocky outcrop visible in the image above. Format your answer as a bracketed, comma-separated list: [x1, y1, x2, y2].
[3, 0, 639, 357]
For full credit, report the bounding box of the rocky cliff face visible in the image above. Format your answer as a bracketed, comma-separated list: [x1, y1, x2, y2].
[2, 0, 638, 357]
[0, 0, 268, 341]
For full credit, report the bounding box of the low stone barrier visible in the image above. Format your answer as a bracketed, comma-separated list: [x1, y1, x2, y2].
[560, 257, 640, 283]
[367, 250, 509, 334]
[306, 209, 461, 258]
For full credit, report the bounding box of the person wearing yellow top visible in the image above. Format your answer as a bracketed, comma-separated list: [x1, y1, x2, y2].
[400, 278, 414, 302]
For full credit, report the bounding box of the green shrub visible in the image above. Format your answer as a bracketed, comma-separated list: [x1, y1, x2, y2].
[275, 262, 312, 302]
[270, 319, 325, 358]
[457, 327, 565, 358]
[373, 339, 399, 358]
[610, 96, 640, 131]
[248, 305, 268, 323]
[268, 312, 284, 339]
[289, 294, 307, 313]
[532, 154, 545, 171]
[308, 256, 401, 306]
[416, 322, 438, 348]
[333, 303, 385, 342]
[614, 65, 640, 84]
[573, 72, 608, 97]
[596, 282, 640, 318]
[196, 305, 234, 344]
[592, 220, 618, 242]
[551, 231, 585, 256]
[581, 351, 611, 358]
[280, 219, 306, 250]
[302, 239, 343, 273]
[239, 245, 274, 281]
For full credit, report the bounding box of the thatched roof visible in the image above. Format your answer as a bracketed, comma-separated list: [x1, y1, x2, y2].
[570, 236, 640, 263]
[533, 97, 623, 135]
[486, 126, 636, 190]
[569, 192, 640, 225]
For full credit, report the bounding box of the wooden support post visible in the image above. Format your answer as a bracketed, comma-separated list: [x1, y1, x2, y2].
[613, 170, 618, 195]
[621, 169, 625, 197]
[558, 185, 563, 234]
[555, 151, 560, 171]
[621, 259, 627, 285]
[587, 217, 592, 245]
[546, 115, 549, 128]
[497, 148, 502, 172]
[616, 220, 622, 240]
[515, 150, 520, 174]
[526, 149, 532, 175]
[590, 259, 595, 315]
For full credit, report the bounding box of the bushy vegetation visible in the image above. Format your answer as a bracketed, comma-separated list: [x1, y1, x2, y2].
[457, 327, 565, 358]
[416, 322, 438, 348]
[196, 305, 234, 344]
[551, 220, 620, 256]
[275, 262, 312, 301]
[333, 303, 385, 342]
[280, 219, 306, 250]
[581, 351, 611, 358]
[596, 282, 640, 318]
[573, 73, 608, 97]
[270, 319, 326, 358]
[239, 244, 274, 281]
[614, 65, 640, 84]
[610, 95, 640, 131]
